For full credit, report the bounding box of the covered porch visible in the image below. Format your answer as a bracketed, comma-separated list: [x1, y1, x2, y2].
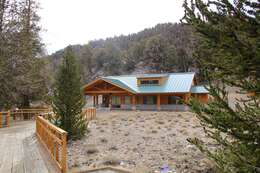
[84, 78, 190, 111]
[90, 94, 190, 111]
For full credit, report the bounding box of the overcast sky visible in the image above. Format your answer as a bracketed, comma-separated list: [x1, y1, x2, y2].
[39, 0, 185, 54]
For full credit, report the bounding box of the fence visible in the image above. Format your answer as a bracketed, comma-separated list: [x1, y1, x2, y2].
[36, 116, 67, 173]
[0, 111, 10, 128]
[11, 109, 51, 121]
[83, 107, 96, 121]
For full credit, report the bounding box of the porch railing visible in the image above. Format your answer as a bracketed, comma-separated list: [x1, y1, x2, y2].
[0, 111, 10, 128]
[82, 107, 96, 121]
[36, 116, 67, 173]
[118, 104, 189, 111]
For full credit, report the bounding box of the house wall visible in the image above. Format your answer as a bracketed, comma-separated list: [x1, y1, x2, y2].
[192, 93, 208, 103]
[109, 94, 187, 106]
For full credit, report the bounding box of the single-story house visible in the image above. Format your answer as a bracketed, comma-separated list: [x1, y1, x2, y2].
[83, 72, 209, 111]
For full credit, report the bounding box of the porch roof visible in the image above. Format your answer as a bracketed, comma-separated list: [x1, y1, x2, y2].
[191, 85, 209, 93]
[102, 72, 197, 94]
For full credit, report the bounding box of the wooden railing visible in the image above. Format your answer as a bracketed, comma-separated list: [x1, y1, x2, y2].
[11, 109, 51, 121]
[0, 111, 10, 128]
[83, 107, 96, 121]
[36, 116, 67, 173]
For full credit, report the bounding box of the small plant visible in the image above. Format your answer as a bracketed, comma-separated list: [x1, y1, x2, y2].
[102, 154, 121, 165]
[177, 114, 182, 117]
[85, 144, 99, 154]
[151, 130, 158, 134]
[109, 145, 118, 151]
[72, 162, 79, 167]
[124, 132, 130, 136]
[156, 120, 165, 125]
[100, 137, 108, 143]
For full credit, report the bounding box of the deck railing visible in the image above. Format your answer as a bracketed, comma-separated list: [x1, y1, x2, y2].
[11, 109, 51, 121]
[36, 116, 67, 173]
[83, 107, 96, 121]
[0, 111, 10, 128]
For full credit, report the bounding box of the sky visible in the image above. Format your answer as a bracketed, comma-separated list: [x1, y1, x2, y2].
[39, 0, 185, 54]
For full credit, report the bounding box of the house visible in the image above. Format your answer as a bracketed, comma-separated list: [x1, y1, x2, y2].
[83, 72, 209, 111]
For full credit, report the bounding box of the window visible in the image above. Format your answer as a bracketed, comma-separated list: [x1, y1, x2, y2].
[112, 96, 120, 105]
[143, 96, 157, 104]
[168, 96, 181, 104]
[140, 80, 159, 85]
[125, 96, 131, 104]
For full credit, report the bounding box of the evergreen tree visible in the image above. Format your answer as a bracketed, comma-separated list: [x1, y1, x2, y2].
[80, 44, 93, 83]
[183, 0, 260, 173]
[0, 0, 47, 109]
[143, 35, 176, 72]
[52, 47, 86, 140]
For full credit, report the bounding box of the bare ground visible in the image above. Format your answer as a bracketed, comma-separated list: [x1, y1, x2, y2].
[68, 111, 214, 173]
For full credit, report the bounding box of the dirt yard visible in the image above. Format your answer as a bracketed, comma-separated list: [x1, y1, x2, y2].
[68, 111, 214, 173]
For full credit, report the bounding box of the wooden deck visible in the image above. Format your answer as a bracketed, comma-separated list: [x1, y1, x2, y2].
[0, 121, 60, 173]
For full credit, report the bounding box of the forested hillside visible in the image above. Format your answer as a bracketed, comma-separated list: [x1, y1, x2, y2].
[48, 23, 198, 83]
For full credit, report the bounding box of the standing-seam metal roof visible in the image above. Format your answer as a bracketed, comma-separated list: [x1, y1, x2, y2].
[102, 72, 199, 94]
[191, 86, 209, 93]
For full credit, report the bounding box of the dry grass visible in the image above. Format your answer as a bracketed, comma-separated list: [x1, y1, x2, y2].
[68, 111, 214, 173]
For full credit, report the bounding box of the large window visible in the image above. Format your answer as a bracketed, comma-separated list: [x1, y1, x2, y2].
[168, 96, 181, 104]
[140, 80, 159, 85]
[124, 96, 131, 104]
[143, 96, 157, 104]
[112, 96, 121, 105]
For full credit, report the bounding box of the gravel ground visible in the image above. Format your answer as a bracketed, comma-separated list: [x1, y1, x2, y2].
[68, 111, 214, 173]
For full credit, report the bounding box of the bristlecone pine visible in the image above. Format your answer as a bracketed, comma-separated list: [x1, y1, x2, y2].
[183, 0, 260, 173]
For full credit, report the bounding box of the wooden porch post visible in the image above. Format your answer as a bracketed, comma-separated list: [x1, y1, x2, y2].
[93, 95, 96, 107]
[132, 95, 136, 111]
[157, 94, 161, 111]
[184, 93, 191, 104]
[109, 94, 112, 110]
[96, 95, 99, 108]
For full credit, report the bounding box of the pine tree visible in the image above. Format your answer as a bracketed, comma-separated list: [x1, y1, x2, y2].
[52, 46, 86, 140]
[183, 0, 260, 173]
[0, 0, 47, 109]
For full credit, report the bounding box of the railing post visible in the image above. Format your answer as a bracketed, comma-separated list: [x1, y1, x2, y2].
[36, 116, 38, 135]
[7, 111, 10, 127]
[61, 132, 67, 173]
[55, 142, 59, 162]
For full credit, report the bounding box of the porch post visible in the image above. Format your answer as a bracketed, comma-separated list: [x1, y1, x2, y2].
[132, 95, 136, 111]
[157, 94, 161, 111]
[96, 95, 99, 108]
[184, 93, 190, 104]
[109, 94, 112, 110]
[93, 95, 96, 107]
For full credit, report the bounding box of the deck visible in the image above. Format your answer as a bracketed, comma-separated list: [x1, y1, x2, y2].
[0, 121, 60, 173]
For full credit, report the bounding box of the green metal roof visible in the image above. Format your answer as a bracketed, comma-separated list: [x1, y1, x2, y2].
[102, 72, 206, 94]
[191, 85, 209, 93]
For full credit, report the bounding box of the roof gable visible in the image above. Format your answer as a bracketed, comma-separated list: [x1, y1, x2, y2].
[84, 78, 135, 94]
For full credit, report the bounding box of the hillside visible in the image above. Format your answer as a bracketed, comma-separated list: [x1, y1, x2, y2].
[47, 23, 198, 83]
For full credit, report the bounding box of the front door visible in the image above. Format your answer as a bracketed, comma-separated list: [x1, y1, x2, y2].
[102, 95, 109, 107]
